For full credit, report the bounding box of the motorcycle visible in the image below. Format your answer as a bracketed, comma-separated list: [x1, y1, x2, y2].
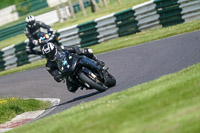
[55, 50, 116, 92]
[30, 30, 61, 55]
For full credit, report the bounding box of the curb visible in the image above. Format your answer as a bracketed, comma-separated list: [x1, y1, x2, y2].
[0, 98, 60, 133]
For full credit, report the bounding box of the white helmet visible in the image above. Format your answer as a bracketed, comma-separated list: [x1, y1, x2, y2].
[26, 15, 36, 28]
[42, 42, 57, 61]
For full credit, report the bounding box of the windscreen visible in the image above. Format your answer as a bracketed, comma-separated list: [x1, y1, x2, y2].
[55, 51, 70, 71]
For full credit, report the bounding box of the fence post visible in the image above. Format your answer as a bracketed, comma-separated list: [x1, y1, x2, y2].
[103, 0, 108, 8]
[79, 0, 86, 16]
[91, 0, 99, 12]
[68, 0, 75, 19]
[117, 0, 121, 5]
[99, 0, 103, 6]
[56, 6, 63, 22]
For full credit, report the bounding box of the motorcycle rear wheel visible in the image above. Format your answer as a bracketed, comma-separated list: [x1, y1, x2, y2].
[79, 72, 108, 92]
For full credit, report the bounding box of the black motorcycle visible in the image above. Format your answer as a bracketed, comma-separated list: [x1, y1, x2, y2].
[55, 50, 116, 92]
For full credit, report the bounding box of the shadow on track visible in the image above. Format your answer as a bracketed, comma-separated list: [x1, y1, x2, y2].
[50, 91, 101, 109]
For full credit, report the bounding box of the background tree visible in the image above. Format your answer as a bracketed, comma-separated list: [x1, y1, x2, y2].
[68, 0, 75, 19]
[90, 0, 99, 12]
[103, 0, 108, 8]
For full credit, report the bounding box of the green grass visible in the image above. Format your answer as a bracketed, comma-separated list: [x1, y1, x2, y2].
[8, 61, 200, 133]
[0, 0, 25, 10]
[0, 34, 27, 50]
[1, 18, 200, 76]
[0, 98, 50, 124]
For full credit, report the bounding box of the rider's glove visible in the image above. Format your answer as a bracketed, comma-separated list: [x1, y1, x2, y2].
[32, 40, 38, 45]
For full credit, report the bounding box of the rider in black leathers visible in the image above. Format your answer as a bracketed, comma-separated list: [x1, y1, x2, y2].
[43, 43, 105, 93]
[24, 15, 55, 56]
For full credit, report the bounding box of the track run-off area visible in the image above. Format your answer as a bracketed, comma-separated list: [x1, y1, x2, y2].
[0, 30, 200, 118]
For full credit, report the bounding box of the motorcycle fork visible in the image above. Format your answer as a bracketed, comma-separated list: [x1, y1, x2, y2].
[81, 68, 102, 84]
[78, 57, 105, 81]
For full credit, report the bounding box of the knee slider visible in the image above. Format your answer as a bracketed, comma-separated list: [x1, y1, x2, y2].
[54, 74, 63, 83]
[84, 48, 93, 55]
[51, 70, 63, 83]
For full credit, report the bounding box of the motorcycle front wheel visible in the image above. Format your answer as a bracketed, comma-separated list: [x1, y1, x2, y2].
[78, 72, 108, 92]
[104, 72, 116, 87]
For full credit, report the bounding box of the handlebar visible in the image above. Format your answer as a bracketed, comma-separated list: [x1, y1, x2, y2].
[38, 32, 56, 44]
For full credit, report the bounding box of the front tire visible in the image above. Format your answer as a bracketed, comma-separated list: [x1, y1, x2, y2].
[105, 72, 116, 87]
[79, 72, 108, 92]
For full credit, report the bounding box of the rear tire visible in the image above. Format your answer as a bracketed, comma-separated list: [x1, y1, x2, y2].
[79, 72, 108, 92]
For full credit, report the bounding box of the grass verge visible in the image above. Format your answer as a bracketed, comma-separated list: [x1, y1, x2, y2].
[0, 19, 200, 76]
[8, 61, 200, 133]
[0, 98, 50, 124]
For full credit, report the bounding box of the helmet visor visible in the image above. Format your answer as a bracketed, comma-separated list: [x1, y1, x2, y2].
[27, 20, 36, 28]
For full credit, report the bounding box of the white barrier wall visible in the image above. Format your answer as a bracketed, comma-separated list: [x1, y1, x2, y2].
[47, 0, 68, 7]
[35, 6, 70, 25]
[35, 10, 59, 25]
[133, 1, 161, 30]
[0, 0, 69, 27]
[0, 5, 19, 26]
[179, 0, 200, 22]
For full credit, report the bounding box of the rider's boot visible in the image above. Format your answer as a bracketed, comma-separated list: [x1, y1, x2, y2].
[82, 47, 105, 67]
[66, 80, 79, 93]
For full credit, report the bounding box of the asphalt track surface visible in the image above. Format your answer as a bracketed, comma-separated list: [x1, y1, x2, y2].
[0, 31, 200, 118]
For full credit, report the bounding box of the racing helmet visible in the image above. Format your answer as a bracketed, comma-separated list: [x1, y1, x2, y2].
[26, 15, 36, 28]
[42, 42, 57, 61]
